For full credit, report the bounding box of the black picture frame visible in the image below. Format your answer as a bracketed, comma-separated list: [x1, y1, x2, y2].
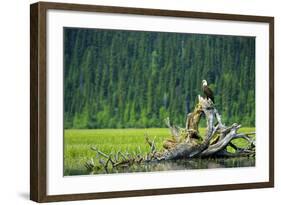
[30, 1, 274, 202]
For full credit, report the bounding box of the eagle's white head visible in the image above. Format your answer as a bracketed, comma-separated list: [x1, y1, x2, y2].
[202, 80, 208, 86]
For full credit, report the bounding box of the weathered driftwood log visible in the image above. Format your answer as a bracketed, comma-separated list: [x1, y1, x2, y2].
[86, 95, 255, 173]
[161, 95, 255, 160]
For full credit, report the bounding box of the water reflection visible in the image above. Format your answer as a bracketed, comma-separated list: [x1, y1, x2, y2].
[91, 157, 255, 175]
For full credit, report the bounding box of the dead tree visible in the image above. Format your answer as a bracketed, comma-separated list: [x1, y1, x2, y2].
[86, 95, 255, 173]
[161, 95, 255, 159]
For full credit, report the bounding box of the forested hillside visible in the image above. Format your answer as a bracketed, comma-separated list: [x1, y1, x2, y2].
[63, 28, 255, 129]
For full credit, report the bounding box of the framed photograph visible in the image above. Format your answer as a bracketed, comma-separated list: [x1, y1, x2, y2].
[30, 1, 274, 202]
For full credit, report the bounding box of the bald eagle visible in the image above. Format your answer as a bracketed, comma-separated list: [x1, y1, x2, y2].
[202, 80, 214, 103]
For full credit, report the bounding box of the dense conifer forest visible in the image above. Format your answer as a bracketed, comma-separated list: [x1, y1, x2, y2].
[63, 28, 255, 129]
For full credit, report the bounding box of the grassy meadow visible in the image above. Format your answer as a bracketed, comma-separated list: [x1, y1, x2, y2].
[64, 127, 255, 176]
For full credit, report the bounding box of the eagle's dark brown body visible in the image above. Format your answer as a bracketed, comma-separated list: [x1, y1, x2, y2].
[202, 83, 214, 103]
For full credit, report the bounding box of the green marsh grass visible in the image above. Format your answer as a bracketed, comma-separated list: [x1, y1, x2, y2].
[64, 127, 255, 175]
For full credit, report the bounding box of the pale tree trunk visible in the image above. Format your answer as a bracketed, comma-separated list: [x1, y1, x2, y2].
[161, 95, 255, 159]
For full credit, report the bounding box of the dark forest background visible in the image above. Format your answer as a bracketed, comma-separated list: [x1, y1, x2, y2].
[63, 28, 255, 129]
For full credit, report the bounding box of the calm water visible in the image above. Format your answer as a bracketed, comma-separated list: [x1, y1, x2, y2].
[89, 157, 255, 175]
